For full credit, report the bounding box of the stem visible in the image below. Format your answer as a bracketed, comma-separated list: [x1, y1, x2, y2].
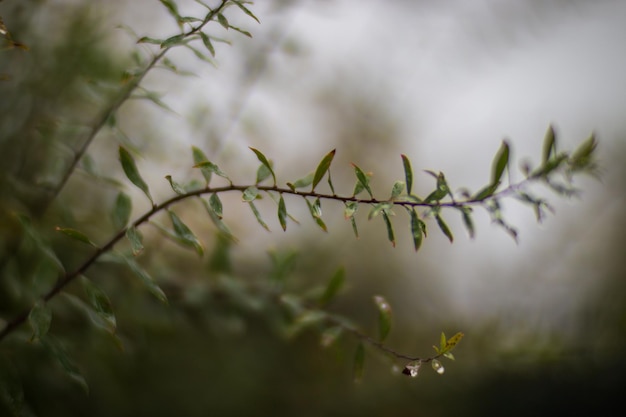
[0, 176, 539, 342]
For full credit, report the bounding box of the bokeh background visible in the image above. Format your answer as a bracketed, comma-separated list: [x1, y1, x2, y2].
[1, 0, 625, 415]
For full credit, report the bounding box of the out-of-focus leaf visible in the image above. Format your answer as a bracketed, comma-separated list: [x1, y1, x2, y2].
[472, 183, 499, 202]
[217, 13, 229, 29]
[491, 140, 510, 186]
[382, 212, 395, 248]
[242, 186, 259, 202]
[28, 301, 51, 341]
[125, 226, 143, 256]
[229, 25, 252, 38]
[81, 276, 116, 331]
[373, 295, 392, 342]
[278, 195, 287, 231]
[231, 0, 260, 23]
[159, 0, 181, 20]
[17, 214, 65, 273]
[160, 34, 186, 48]
[250, 147, 276, 185]
[248, 201, 270, 231]
[569, 134, 598, 171]
[460, 206, 475, 239]
[0, 356, 24, 415]
[320, 326, 343, 348]
[123, 256, 168, 304]
[41, 336, 89, 393]
[192, 146, 212, 185]
[165, 175, 185, 195]
[352, 163, 373, 197]
[312, 149, 336, 191]
[269, 250, 298, 283]
[208, 193, 223, 218]
[319, 266, 345, 306]
[542, 125, 556, 164]
[368, 202, 391, 220]
[193, 160, 230, 182]
[199, 32, 216, 57]
[401, 154, 413, 195]
[168, 210, 204, 256]
[137, 36, 163, 45]
[119, 146, 153, 204]
[409, 208, 423, 251]
[55, 227, 97, 247]
[390, 181, 405, 200]
[353, 343, 365, 383]
[435, 214, 453, 243]
[112, 192, 132, 230]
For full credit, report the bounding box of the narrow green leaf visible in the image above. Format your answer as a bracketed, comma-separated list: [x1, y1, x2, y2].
[288, 172, 314, 190]
[435, 214, 454, 243]
[168, 210, 204, 256]
[344, 201, 359, 238]
[18, 214, 65, 273]
[41, 336, 89, 393]
[373, 295, 392, 342]
[350, 216, 359, 238]
[217, 13, 229, 29]
[256, 163, 272, 184]
[232, 0, 260, 23]
[242, 186, 259, 202]
[390, 181, 405, 200]
[199, 32, 216, 57]
[542, 125, 556, 164]
[440, 332, 447, 351]
[125, 226, 144, 256]
[209, 193, 223, 218]
[193, 160, 230, 181]
[352, 163, 373, 197]
[119, 146, 153, 204]
[353, 343, 365, 383]
[55, 227, 97, 247]
[278, 195, 287, 231]
[229, 25, 252, 38]
[165, 175, 185, 195]
[401, 154, 413, 195]
[472, 183, 499, 202]
[248, 201, 270, 231]
[312, 149, 336, 191]
[305, 198, 327, 231]
[81, 276, 116, 331]
[192, 146, 212, 185]
[444, 331, 464, 351]
[112, 192, 132, 230]
[382, 212, 395, 247]
[137, 36, 163, 45]
[460, 207, 475, 239]
[409, 209, 423, 251]
[249, 147, 276, 185]
[160, 34, 186, 48]
[569, 134, 598, 171]
[123, 256, 168, 304]
[28, 301, 51, 341]
[319, 266, 345, 306]
[159, 0, 180, 19]
[491, 140, 510, 186]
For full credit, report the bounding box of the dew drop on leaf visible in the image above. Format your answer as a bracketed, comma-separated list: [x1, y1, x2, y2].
[432, 359, 445, 375]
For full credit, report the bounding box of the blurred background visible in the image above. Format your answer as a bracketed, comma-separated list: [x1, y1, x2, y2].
[1, 0, 625, 415]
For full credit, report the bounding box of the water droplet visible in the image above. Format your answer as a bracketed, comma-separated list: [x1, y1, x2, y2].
[432, 359, 445, 375]
[402, 361, 421, 378]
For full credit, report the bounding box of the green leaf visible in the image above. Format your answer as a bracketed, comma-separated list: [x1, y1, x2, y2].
[208, 193, 223, 218]
[125, 226, 144, 256]
[352, 163, 373, 197]
[368, 202, 391, 220]
[41, 336, 89, 393]
[229, 25, 252, 38]
[17, 214, 65, 273]
[160, 34, 186, 48]
[269, 250, 298, 283]
[320, 326, 343, 348]
[435, 214, 454, 243]
[250, 147, 276, 185]
[288, 172, 314, 190]
[472, 183, 499, 202]
[199, 32, 216, 57]
[353, 343, 365, 383]
[373, 295, 392, 342]
[443, 331, 464, 351]
[440, 332, 447, 351]
[192, 146, 212, 185]
[168, 210, 204, 256]
[55, 227, 97, 247]
[305, 198, 327, 232]
[112, 192, 132, 230]
[81, 276, 116, 331]
[278, 195, 287, 231]
[542, 125, 556, 164]
[242, 186, 259, 202]
[390, 181, 405, 200]
[344, 201, 359, 238]
[217, 13, 229, 29]
[248, 201, 270, 231]
[382, 212, 396, 248]
[137, 36, 163, 45]
[159, 0, 181, 20]
[569, 134, 598, 171]
[460, 206, 475, 239]
[28, 300, 51, 341]
[165, 175, 186, 195]
[424, 171, 450, 203]
[312, 149, 336, 191]
[491, 140, 510, 186]
[119, 146, 153, 205]
[401, 154, 414, 195]
[319, 266, 345, 306]
[231, 0, 260, 23]
[409, 209, 424, 251]
[123, 256, 168, 304]
[193, 160, 230, 182]
[256, 164, 272, 184]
